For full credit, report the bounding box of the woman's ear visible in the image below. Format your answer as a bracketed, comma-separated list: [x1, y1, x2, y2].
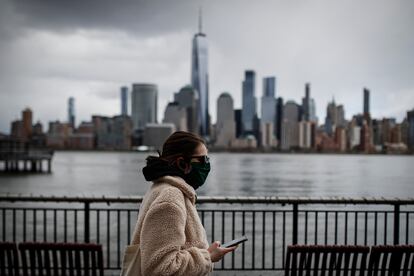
[176, 157, 191, 174]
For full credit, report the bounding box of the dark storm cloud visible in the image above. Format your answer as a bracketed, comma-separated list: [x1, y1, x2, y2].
[9, 0, 199, 35]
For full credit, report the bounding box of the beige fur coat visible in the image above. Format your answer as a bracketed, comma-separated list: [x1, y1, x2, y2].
[130, 175, 213, 275]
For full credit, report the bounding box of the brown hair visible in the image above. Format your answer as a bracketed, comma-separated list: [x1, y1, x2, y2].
[160, 131, 205, 160]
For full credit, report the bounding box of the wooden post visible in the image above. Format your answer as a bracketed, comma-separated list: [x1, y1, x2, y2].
[23, 160, 27, 171]
[31, 161, 36, 172]
[47, 159, 51, 173]
[39, 160, 43, 172]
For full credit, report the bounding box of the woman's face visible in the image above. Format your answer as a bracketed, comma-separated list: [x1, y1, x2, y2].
[184, 143, 211, 189]
[175, 143, 208, 174]
[191, 143, 208, 161]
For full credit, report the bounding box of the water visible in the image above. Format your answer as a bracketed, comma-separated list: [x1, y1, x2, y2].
[0, 151, 413, 198]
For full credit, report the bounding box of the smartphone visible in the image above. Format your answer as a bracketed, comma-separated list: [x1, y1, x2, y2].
[221, 235, 248, 248]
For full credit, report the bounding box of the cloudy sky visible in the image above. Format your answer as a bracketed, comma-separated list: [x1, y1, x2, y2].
[0, 0, 413, 133]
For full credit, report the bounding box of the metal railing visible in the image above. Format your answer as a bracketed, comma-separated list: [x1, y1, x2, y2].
[1, 194, 413, 272]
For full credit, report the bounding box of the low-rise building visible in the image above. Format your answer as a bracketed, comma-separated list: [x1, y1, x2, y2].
[334, 127, 347, 152]
[230, 135, 258, 150]
[46, 121, 73, 149]
[69, 121, 95, 150]
[93, 115, 133, 150]
[143, 123, 176, 151]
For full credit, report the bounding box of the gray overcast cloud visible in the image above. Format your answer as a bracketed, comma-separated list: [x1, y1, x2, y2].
[0, 0, 413, 133]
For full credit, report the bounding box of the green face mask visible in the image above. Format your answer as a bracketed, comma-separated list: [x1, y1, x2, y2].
[184, 162, 211, 190]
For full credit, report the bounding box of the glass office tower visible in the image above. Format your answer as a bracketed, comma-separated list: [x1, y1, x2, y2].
[191, 11, 209, 137]
[68, 97, 75, 128]
[121, 86, 128, 116]
[261, 77, 276, 123]
[242, 70, 257, 133]
[131, 83, 157, 131]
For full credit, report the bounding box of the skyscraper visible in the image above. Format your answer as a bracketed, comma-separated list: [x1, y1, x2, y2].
[309, 98, 318, 123]
[407, 109, 414, 149]
[234, 109, 242, 138]
[174, 85, 199, 133]
[215, 93, 235, 147]
[261, 77, 276, 123]
[263, 77, 276, 97]
[68, 97, 75, 128]
[242, 70, 256, 134]
[261, 77, 276, 148]
[325, 98, 345, 135]
[191, 10, 209, 137]
[299, 121, 313, 149]
[121, 86, 128, 116]
[336, 105, 345, 127]
[22, 108, 33, 141]
[301, 83, 318, 123]
[131, 83, 157, 131]
[302, 83, 311, 121]
[283, 101, 301, 122]
[276, 97, 284, 141]
[163, 102, 188, 131]
[363, 87, 370, 115]
[372, 119, 383, 146]
[281, 101, 300, 150]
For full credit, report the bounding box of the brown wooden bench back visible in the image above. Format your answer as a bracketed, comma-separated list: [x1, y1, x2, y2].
[367, 245, 414, 276]
[285, 245, 370, 276]
[0, 242, 19, 276]
[18, 242, 104, 276]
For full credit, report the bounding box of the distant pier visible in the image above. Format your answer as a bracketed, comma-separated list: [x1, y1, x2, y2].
[0, 138, 54, 173]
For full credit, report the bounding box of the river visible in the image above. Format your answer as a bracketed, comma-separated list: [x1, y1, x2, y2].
[1, 151, 413, 198]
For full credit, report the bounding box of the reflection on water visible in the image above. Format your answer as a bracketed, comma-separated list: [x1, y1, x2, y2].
[0, 151, 413, 198]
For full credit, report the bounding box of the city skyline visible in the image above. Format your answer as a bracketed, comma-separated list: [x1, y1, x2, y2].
[7, 80, 413, 148]
[0, 0, 413, 133]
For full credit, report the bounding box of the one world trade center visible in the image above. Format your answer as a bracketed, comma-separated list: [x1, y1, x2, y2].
[191, 9, 210, 138]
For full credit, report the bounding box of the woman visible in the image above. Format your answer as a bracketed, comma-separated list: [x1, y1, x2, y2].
[122, 131, 237, 275]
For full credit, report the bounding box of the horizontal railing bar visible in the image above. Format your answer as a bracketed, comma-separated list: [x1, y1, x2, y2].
[196, 209, 401, 212]
[105, 267, 287, 271]
[0, 207, 85, 211]
[0, 208, 407, 214]
[1, 194, 414, 205]
[0, 208, 132, 212]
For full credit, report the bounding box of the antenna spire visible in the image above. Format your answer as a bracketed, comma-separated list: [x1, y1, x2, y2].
[198, 7, 203, 33]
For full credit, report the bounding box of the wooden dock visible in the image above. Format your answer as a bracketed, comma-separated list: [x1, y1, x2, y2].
[0, 138, 54, 173]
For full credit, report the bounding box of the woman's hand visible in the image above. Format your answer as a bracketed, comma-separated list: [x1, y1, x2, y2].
[207, 241, 238, 262]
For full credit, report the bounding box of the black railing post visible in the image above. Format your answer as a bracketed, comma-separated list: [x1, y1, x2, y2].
[393, 204, 400, 245]
[293, 203, 298, 245]
[84, 201, 90, 243]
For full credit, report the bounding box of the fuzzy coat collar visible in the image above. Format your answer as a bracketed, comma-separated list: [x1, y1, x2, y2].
[153, 175, 197, 205]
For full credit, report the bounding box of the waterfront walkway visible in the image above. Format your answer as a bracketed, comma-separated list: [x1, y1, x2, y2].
[0, 195, 413, 274]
